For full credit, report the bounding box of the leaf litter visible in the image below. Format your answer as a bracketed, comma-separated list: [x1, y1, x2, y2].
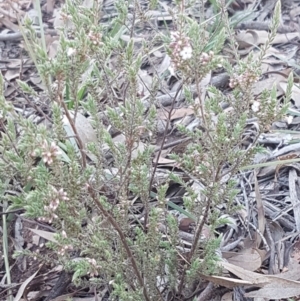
[3, 0, 300, 300]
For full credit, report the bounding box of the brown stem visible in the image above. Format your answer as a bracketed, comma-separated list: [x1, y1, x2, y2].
[10, 79, 53, 123]
[220, 131, 261, 180]
[195, 282, 214, 301]
[88, 186, 152, 301]
[60, 100, 87, 168]
[177, 194, 211, 296]
[193, 70, 216, 149]
[188, 198, 211, 260]
[145, 83, 184, 229]
[0, 119, 19, 157]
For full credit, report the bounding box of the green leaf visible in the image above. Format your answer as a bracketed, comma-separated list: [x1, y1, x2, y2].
[167, 201, 197, 221]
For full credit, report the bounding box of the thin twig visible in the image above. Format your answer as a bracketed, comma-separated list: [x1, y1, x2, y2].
[2, 198, 13, 301]
[59, 97, 87, 168]
[146, 83, 184, 228]
[10, 80, 53, 123]
[88, 186, 153, 301]
[195, 282, 214, 301]
[0, 119, 20, 157]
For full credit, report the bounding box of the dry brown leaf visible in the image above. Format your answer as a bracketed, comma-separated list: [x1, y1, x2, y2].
[264, 70, 292, 83]
[49, 293, 76, 301]
[7, 59, 22, 69]
[278, 257, 300, 282]
[245, 276, 300, 299]
[264, 46, 281, 56]
[221, 261, 300, 299]
[30, 75, 45, 90]
[291, 241, 300, 263]
[221, 292, 233, 301]
[236, 30, 299, 48]
[222, 248, 262, 271]
[200, 274, 254, 288]
[255, 248, 268, 263]
[290, 6, 300, 19]
[257, 164, 276, 178]
[235, 30, 259, 48]
[46, 0, 55, 14]
[259, 46, 290, 73]
[68, 112, 97, 147]
[195, 72, 211, 112]
[29, 228, 57, 243]
[157, 54, 171, 75]
[220, 261, 270, 285]
[269, 32, 300, 44]
[271, 47, 299, 64]
[252, 77, 276, 96]
[13, 270, 39, 301]
[138, 69, 152, 97]
[157, 107, 194, 120]
[32, 234, 40, 246]
[53, 8, 74, 30]
[26, 290, 46, 300]
[4, 85, 16, 97]
[261, 62, 276, 75]
[1, 17, 19, 32]
[289, 169, 300, 232]
[46, 35, 59, 58]
[0, 4, 19, 22]
[153, 149, 176, 164]
[5, 69, 20, 81]
[238, 45, 255, 56]
[112, 134, 145, 160]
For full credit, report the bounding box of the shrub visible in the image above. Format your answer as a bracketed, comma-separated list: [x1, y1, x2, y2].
[0, 0, 291, 300]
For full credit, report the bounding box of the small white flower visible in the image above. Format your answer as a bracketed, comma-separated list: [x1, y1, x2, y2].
[168, 65, 176, 75]
[41, 140, 61, 165]
[171, 31, 180, 41]
[201, 52, 209, 61]
[180, 46, 192, 60]
[285, 115, 293, 124]
[67, 47, 76, 56]
[251, 101, 260, 112]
